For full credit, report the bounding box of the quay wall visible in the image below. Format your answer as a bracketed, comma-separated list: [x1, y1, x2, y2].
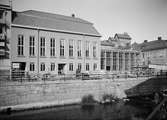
[0, 78, 147, 110]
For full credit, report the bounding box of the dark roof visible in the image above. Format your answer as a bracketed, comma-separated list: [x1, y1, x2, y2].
[12, 10, 101, 37]
[114, 33, 131, 40]
[133, 39, 167, 51]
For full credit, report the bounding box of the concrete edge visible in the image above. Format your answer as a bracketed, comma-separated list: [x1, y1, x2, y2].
[0, 99, 81, 113]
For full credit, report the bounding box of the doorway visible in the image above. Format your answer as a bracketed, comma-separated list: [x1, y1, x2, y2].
[58, 64, 66, 75]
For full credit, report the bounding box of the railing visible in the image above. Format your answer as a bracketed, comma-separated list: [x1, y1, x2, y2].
[0, 71, 166, 82]
[146, 96, 167, 120]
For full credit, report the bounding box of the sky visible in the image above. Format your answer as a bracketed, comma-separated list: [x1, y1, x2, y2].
[12, 0, 167, 43]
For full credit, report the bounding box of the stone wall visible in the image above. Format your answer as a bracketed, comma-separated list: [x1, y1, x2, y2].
[0, 78, 147, 109]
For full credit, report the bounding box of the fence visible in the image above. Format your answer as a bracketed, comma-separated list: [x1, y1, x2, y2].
[0, 70, 166, 82]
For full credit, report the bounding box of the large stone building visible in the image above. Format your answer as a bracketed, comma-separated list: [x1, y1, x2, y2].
[132, 37, 167, 72]
[11, 10, 101, 76]
[0, 0, 11, 76]
[101, 33, 140, 74]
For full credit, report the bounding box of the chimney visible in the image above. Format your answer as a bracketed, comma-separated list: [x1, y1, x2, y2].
[158, 36, 162, 40]
[71, 14, 75, 18]
[144, 40, 148, 43]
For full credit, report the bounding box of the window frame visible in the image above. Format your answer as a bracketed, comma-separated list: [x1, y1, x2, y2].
[60, 39, 65, 57]
[69, 39, 74, 57]
[40, 37, 45, 57]
[85, 41, 89, 58]
[51, 63, 55, 71]
[29, 36, 35, 56]
[77, 40, 82, 57]
[17, 34, 24, 56]
[86, 63, 89, 71]
[40, 63, 45, 71]
[30, 62, 35, 71]
[69, 63, 73, 71]
[50, 38, 55, 57]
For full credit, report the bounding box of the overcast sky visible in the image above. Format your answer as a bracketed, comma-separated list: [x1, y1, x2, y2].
[12, 0, 167, 43]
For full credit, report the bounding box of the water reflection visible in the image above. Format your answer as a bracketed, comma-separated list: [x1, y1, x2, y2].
[0, 100, 152, 120]
[80, 100, 150, 120]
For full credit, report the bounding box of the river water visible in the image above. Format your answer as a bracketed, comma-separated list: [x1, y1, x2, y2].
[0, 99, 153, 120]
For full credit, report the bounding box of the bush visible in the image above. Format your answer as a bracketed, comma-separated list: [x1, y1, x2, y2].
[81, 94, 96, 104]
[102, 94, 120, 103]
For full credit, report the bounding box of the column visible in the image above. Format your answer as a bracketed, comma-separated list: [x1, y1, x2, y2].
[129, 52, 131, 72]
[117, 51, 119, 72]
[122, 52, 125, 72]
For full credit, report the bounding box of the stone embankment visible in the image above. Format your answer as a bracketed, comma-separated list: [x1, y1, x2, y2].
[0, 77, 147, 112]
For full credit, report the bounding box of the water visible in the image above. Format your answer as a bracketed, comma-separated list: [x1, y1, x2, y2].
[0, 100, 152, 120]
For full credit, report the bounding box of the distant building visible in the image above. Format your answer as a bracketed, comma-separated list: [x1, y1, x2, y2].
[11, 10, 101, 75]
[114, 32, 131, 47]
[132, 37, 167, 73]
[0, 0, 11, 76]
[101, 33, 139, 74]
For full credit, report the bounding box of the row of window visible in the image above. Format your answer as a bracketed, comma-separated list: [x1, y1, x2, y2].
[17, 35, 97, 58]
[29, 63, 98, 72]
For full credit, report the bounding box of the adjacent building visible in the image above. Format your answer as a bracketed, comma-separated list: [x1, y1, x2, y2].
[132, 37, 167, 73]
[0, 0, 11, 76]
[11, 10, 101, 76]
[101, 33, 139, 74]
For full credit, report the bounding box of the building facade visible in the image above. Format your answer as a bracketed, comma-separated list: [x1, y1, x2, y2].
[132, 37, 167, 73]
[0, 0, 11, 76]
[101, 33, 140, 74]
[11, 10, 101, 76]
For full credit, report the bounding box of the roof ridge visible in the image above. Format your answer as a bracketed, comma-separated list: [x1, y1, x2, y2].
[21, 10, 92, 25]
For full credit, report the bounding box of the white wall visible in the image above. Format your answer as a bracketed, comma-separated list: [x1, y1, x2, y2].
[11, 26, 101, 75]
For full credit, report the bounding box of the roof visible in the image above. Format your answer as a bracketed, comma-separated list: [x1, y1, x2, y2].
[12, 10, 101, 37]
[101, 40, 115, 47]
[114, 33, 131, 40]
[134, 39, 167, 51]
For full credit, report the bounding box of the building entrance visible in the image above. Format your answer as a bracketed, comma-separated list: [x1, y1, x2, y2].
[58, 64, 66, 75]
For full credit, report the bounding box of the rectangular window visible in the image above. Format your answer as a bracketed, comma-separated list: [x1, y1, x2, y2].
[17, 35, 24, 56]
[50, 38, 55, 57]
[69, 63, 73, 71]
[29, 36, 35, 56]
[60, 39, 64, 57]
[93, 42, 97, 58]
[40, 37, 45, 57]
[77, 40, 81, 57]
[86, 63, 89, 71]
[93, 63, 97, 71]
[30, 62, 35, 71]
[78, 63, 82, 71]
[85, 41, 89, 57]
[101, 51, 105, 70]
[40, 63, 45, 71]
[106, 52, 111, 71]
[51, 63, 55, 71]
[113, 52, 117, 71]
[69, 39, 73, 57]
